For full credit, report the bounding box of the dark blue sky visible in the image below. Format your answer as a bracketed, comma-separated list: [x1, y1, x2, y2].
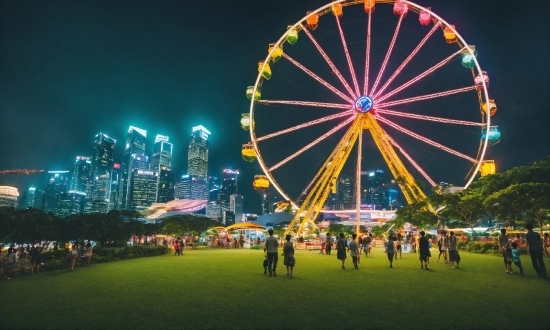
[0, 0, 548, 213]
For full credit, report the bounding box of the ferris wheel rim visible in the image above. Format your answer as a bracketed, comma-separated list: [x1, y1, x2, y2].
[248, 0, 491, 207]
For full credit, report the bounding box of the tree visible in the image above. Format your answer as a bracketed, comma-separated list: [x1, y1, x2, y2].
[394, 199, 438, 230]
[439, 190, 487, 239]
[485, 183, 550, 233]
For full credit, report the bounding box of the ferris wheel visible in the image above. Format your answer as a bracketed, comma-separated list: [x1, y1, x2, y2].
[242, 0, 499, 236]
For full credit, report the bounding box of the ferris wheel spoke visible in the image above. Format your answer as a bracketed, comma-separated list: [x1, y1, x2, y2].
[376, 86, 476, 108]
[372, 22, 441, 100]
[256, 110, 354, 142]
[335, 16, 361, 96]
[376, 47, 466, 103]
[370, 14, 404, 96]
[283, 53, 354, 104]
[301, 25, 357, 99]
[257, 100, 350, 110]
[382, 130, 437, 187]
[374, 115, 477, 163]
[268, 116, 356, 171]
[364, 10, 372, 95]
[376, 108, 484, 126]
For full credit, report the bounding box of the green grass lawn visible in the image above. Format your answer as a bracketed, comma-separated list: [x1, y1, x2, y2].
[1, 247, 549, 329]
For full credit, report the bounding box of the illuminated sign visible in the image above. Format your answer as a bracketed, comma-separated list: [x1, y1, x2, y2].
[223, 169, 239, 175]
[354, 96, 373, 113]
[113, 163, 121, 169]
[155, 134, 169, 143]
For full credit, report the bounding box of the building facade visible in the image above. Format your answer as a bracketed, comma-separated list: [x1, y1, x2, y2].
[0, 186, 19, 208]
[119, 126, 147, 209]
[187, 125, 210, 180]
[70, 156, 91, 194]
[219, 169, 238, 216]
[44, 171, 69, 214]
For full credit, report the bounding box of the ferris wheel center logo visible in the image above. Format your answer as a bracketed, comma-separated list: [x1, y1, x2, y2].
[354, 96, 373, 113]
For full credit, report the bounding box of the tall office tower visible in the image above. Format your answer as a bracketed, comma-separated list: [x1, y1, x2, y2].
[128, 169, 158, 210]
[207, 176, 220, 202]
[262, 194, 271, 215]
[209, 188, 220, 203]
[366, 170, 387, 210]
[120, 126, 147, 209]
[174, 174, 191, 200]
[387, 188, 399, 209]
[25, 187, 36, 209]
[337, 175, 353, 210]
[44, 171, 69, 214]
[157, 166, 174, 202]
[58, 191, 85, 218]
[109, 163, 121, 210]
[219, 169, 238, 216]
[151, 135, 173, 171]
[70, 156, 91, 194]
[205, 201, 222, 221]
[86, 133, 116, 213]
[125, 154, 149, 209]
[187, 125, 210, 180]
[230, 194, 244, 223]
[190, 175, 208, 200]
[223, 211, 235, 226]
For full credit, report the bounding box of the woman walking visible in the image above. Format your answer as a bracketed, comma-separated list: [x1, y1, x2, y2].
[69, 244, 78, 271]
[283, 235, 295, 277]
[386, 236, 396, 268]
[84, 243, 93, 267]
[336, 233, 347, 269]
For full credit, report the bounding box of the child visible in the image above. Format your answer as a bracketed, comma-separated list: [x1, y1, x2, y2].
[263, 255, 269, 275]
[511, 242, 524, 275]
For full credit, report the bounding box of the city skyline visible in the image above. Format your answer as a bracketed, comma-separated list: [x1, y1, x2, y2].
[1, 0, 549, 214]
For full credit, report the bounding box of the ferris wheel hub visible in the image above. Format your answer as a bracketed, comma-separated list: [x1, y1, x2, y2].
[354, 96, 373, 113]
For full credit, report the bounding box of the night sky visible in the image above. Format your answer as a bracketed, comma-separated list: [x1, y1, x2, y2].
[1, 0, 548, 214]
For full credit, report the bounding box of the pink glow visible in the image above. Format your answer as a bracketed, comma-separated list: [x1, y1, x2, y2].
[336, 16, 361, 96]
[256, 110, 354, 142]
[375, 115, 476, 163]
[376, 47, 465, 103]
[269, 116, 356, 171]
[363, 10, 372, 95]
[283, 53, 354, 103]
[370, 14, 404, 95]
[376, 86, 476, 108]
[302, 25, 357, 99]
[376, 109, 483, 126]
[258, 100, 350, 110]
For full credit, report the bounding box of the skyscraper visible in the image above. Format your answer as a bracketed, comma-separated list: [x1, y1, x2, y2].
[337, 175, 353, 210]
[262, 194, 271, 215]
[174, 174, 191, 200]
[44, 171, 69, 214]
[119, 126, 147, 209]
[128, 169, 157, 210]
[187, 125, 210, 180]
[25, 187, 36, 209]
[125, 154, 149, 210]
[366, 170, 387, 210]
[86, 133, 116, 213]
[151, 135, 173, 203]
[156, 166, 174, 203]
[70, 156, 91, 194]
[219, 169, 238, 216]
[230, 194, 244, 223]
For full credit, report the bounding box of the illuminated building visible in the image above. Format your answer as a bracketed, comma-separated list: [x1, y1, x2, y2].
[70, 156, 91, 194]
[187, 125, 210, 180]
[128, 169, 158, 211]
[365, 170, 387, 210]
[190, 175, 208, 200]
[230, 194, 244, 223]
[151, 135, 173, 172]
[124, 154, 149, 210]
[337, 175, 353, 210]
[86, 133, 116, 213]
[0, 186, 19, 208]
[219, 169, 238, 216]
[262, 194, 271, 215]
[174, 174, 191, 200]
[25, 187, 36, 209]
[205, 201, 222, 221]
[223, 211, 235, 226]
[157, 166, 174, 203]
[120, 126, 147, 210]
[58, 191, 85, 218]
[109, 163, 121, 210]
[44, 171, 69, 214]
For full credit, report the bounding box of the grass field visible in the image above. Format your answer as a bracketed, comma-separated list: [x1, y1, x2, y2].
[1, 247, 549, 329]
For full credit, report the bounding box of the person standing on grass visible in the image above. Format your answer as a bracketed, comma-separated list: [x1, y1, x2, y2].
[386, 235, 396, 268]
[84, 243, 93, 267]
[264, 229, 279, 276]
[283, 235, 295, 277]
[498, 228, 513, 274]
[363, 234, 372, 258]
[348, 234, 359, 269]
[395, 233, 402, 260]
[510, 242, 524, 275]
[173, 241, 180, 256]
[449, 231, 460, 269]
[438, 231, 448, 263]
[30, 246, 42, 275]
[69, 244, 78, 271]
[419, 231, 430, 270]
[336, 233, 347, 269]
[325, 233, 332, 255]
[524, 224, 547, 279]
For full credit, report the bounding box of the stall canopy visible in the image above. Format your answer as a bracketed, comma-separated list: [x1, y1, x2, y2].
[225, 223, 266, 231]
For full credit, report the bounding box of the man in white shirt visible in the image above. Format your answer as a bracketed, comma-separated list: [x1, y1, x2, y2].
[264, 229, 279, 276]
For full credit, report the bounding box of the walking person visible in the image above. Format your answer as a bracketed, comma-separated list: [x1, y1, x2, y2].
[498, 228, 513, 274]
[438, 231, 448, 263]
[419, 231, 430, 270]
[386, 235, 396, 268]
[395, 233, 402, 259]
[264, 229, 279, 276]
[325, 233, 332, 255]
[283, 235, 295, 277]
[449, 231, 460, 269]
[84, 243, 93, 267]
[173, 241, 180, 256]
[511, 242, 524, 275]
[336, 233, 347, 269]
[524, 224, 547, 279]
[349, 234, 359, 269]
[363, 234, 372, 258]
[68, 244, 78, 271]
[30, 246, 42, 275]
